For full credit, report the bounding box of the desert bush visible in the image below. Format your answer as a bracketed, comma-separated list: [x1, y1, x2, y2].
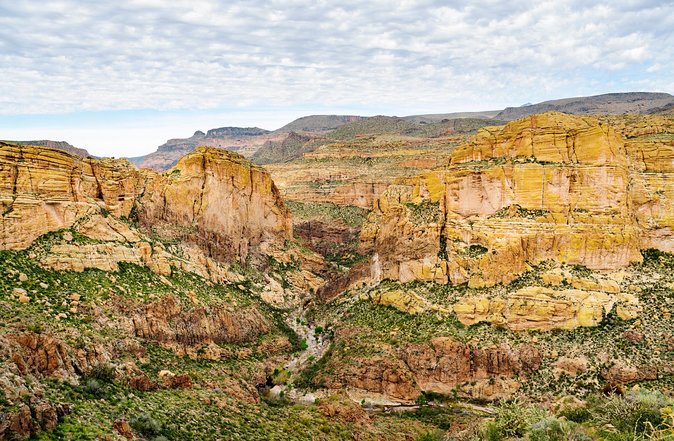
[528, 416, 577, 441]
[590, 389, 668, 436]
[482, 399, 546, 440]
[130, 413, 162, 437]
[87, 363, 115, 383]
[81, 379, 105, 398]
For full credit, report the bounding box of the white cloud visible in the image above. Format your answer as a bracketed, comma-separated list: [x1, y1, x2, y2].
[0, 0, 672, 154]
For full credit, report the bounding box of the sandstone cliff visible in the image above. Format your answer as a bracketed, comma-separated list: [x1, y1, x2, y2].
[358, 112, 674, 289]
[0, 143, 292, 266]
[138, 147, 292, 263]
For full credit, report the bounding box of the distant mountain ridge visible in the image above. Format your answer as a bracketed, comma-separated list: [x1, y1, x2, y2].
[275, 115, 364, 133]
[129, 115, 363, 170]
[206, 127, 269, 137]
[495, 92, 674, 120]
[123, 92, 674, 170]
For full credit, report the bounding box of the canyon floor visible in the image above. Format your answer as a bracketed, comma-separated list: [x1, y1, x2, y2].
[2, 111, 674, 440]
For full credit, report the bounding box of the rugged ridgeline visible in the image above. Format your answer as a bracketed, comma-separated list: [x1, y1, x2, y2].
[0, 143, 291, 262]
[127, 93, 674, 172]
[129, 115, 363, 171]
[357, 112, 674, 289]
[265, 116, 504, 278]
[2, 112, 674, 440]
[127, 127, 280, 170]
[267, 117, 501, 209]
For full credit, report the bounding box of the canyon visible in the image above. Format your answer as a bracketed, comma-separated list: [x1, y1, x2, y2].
[1, 104, 674, 440]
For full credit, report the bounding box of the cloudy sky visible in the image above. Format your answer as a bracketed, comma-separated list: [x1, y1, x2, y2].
[1, 0, 672, 156]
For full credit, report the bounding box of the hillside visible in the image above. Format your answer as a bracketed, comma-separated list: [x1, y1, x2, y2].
[129, 117, 362, 171]
[250, 132, 321, 165]
[296, 112, 674, 439]
[496, 92, 674, 120]
[402, 110, 501, 123]
[274, 115, 364, 133]
[649, 101, 674, 116]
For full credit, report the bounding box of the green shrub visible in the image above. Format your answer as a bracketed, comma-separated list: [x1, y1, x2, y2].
[415, 393, 428, 406]
[559, 406, 591, 423]
[482, 400, 546, 440]
[87, 363, 115, 383]
[82, 379, 105, 398]
[466, 244, 488, 257]
[528, 417, 575, 441]
[590, 390, 667, 436]
[130, 413, 162, 437]
[415, 432, 442, 441]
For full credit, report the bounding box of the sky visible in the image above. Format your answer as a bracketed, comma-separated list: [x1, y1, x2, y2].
[0, 0, 673, 157]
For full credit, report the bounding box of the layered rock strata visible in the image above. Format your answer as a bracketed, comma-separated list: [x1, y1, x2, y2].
[0, 143, 292, 267]
[359, 113, 674, 289]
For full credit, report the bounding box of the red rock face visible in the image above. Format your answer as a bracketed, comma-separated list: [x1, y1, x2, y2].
[401, 338, 540, 395]
[322, 332, 541, 401]
[5, 333, 109, 380]
[131, 294, 270, 346]
[293, 220, 360, 257]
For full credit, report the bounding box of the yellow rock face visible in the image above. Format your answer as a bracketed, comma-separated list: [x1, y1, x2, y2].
[541, 269, 620, 293]
[0, 144, 292, 265]
[363, 289, 434, 314]
[361, 112, 674, 289]
[0, 144, 141, 249]
[453, 286, 639, 331]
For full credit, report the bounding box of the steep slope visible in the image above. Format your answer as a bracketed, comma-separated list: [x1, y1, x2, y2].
[139, 147, 293, 263]
[496, 92, 674, 120]
[268, 117, 500, 207]
[0, 143, 292, 263]
[295, 112, 674, 414]
[0, 141, 450, 441]
[648, 101, 674, 116]
[250, 132, 320, 165]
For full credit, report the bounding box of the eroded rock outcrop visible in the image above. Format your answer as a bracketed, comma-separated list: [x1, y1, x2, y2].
[0, 143, 139, 250]
[323, 334, 540, 401]
[138, 147, 292, 263]
[453, 286, 640, 331]
[359, 113, 674, 289]
[0, 143, 292, 269]
[131, 294, 270, 349]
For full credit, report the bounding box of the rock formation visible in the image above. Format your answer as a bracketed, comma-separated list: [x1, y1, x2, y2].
[138, 147, 292, 263]
[322, 334, 541, 401]
[359, 112, 674, 289]
[0, 143, 292, 266]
